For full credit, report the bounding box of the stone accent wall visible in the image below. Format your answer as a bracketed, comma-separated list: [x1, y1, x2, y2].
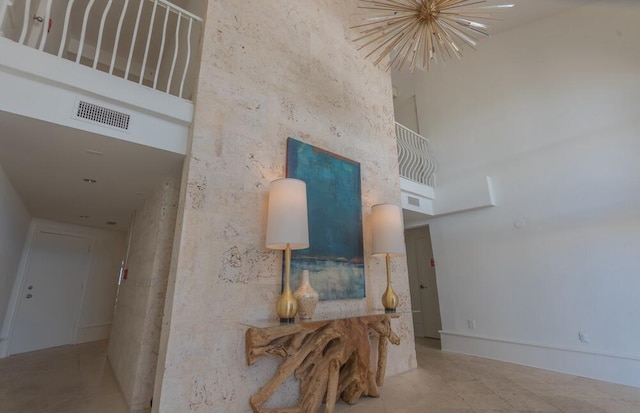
[153, 1, 417, 411]
[108, 177, 180, 412]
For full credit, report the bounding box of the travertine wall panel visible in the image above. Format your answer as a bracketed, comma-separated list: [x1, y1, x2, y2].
[108, 177, 180, 412]
[153, 1, 416, 411]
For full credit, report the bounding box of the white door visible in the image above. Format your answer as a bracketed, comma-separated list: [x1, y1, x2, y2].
[9, 231, 91, 355]
[405, 226, 442, 339]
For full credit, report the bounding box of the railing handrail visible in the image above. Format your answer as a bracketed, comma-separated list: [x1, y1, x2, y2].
[395, 122, 429, 144]
[395, 122, 437, 187]
[154, 0, 202, 22]
[1, 0, 203, 101]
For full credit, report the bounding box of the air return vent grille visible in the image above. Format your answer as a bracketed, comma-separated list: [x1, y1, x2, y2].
[76, 101, 130, 130]
[408, 196, 420, 207]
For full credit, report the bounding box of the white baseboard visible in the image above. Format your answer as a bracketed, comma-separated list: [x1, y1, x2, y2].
[76, 324, 111, 344]
[440, 330, 640, 388]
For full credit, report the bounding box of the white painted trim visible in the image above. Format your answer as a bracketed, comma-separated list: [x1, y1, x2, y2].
[2, 219, 95, 356]
[433, 176, 496, 216]
[0, 40, 191, 155]
[440, 330, 640, 388]
[400, 177, 435, 200]
[0, 37, 193, 124]
[76, 323, 111, 343]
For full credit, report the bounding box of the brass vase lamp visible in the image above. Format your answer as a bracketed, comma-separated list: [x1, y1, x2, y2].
[371, 204, 405, 313]
[266, 178, 310, 323]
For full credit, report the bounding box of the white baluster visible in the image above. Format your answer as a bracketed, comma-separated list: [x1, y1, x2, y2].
[110, 0, 129, 74]
[76, 0, 96, 63]
[179, 16, 193, 99]
[125, 0, 145, 80]
[18, 0, 31, 44]
[166, 12, 182, 93]
[37, 0, 52, 51]
[94, 0, 113, 69]
[153, 4, 170, 89]
[58, 0, 75, 57]
[139, 0, 158, 85]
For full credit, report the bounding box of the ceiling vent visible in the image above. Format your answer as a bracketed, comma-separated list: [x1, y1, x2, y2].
[75, 100, 130, 131]
[408, 196, 420, 207]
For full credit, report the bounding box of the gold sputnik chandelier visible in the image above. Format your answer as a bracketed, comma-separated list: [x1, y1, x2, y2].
[352, 0, 513, 72]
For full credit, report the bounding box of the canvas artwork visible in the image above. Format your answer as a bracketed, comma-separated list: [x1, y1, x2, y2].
[285, 137, 365, 300]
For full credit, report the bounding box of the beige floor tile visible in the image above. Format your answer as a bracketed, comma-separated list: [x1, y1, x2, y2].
[335, 396, 387, 412]
[585, 397, 640, 413]
[0, 394, 84, 413]
[1, 338, 639, 413]
[448, 379, 496, 395]
[501, 392, 560, 411]
[457, 394, 511, 411]
[81, 392, 129, 413]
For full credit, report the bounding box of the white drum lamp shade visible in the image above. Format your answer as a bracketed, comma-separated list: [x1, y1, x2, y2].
[371, 204, 405, 256]
[266, 178, 309, 251]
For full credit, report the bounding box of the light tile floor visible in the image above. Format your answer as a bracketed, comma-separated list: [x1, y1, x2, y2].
[1, 338, 638, 412]
[336, 338, 640, 413]
[0, 340, 127, 413]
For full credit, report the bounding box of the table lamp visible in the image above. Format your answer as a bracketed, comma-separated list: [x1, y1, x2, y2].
[371, 203, 405, 313]
[266, 178, 310, 322]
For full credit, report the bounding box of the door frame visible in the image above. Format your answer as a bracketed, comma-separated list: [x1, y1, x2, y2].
[405, 224, 442, 339]
[0, 219, 94, 357]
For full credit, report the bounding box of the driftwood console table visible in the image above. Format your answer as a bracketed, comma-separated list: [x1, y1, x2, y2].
[244, 311, 400, 413]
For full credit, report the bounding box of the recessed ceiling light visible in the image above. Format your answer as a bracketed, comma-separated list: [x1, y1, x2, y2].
[106, 221, 117, 226]
[85, 149, 103, 156]
[83, 178, 97, 183]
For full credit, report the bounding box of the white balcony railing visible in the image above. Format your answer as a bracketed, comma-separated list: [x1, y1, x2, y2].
[396, 122, 437, 187]
[0, 0, 203, 101]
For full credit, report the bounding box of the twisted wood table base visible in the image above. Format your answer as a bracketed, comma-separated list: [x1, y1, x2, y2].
[245, 314, 400, 413]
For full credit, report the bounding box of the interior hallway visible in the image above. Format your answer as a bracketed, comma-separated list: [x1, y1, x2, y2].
[1, 338, 638, 412]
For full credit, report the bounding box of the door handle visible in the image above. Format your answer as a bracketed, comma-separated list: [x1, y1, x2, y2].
[26, 294, 33, 299]
[420, 284, 427, 289]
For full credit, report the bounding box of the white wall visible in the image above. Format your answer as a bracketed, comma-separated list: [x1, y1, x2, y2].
[393, 0, 640, 387]
[1, 219, 126, 354]
[0, 162, 31, 345]
[0, 37, 192, 155]
[75, 222, 128, 343]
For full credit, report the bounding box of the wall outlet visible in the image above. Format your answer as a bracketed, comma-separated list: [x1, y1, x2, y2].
[578, 331, 590, 344]
[467, 319, 476, 330]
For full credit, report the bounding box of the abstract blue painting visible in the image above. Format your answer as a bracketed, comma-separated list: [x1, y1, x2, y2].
[285, 137, 365, 300]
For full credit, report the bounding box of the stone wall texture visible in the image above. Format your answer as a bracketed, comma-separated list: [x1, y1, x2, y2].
[153, 1, 417, 411]
[108, 177, 180, 411]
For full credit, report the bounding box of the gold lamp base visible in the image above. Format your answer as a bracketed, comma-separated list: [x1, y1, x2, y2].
[277, 244, 298, 323]
[382, 253, 398, 313]
[276, 288, 297, 323]
[382, 285, 398, 313]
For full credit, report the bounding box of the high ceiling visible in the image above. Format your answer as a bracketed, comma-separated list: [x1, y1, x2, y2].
[398, 0, 595, 228]
[486, 0, 595, 33]
[0, 0, 590, 233]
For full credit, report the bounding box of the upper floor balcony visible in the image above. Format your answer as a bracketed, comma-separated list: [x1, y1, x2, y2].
[395, 122, 496, 227]
[0, 0, 204, 155]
